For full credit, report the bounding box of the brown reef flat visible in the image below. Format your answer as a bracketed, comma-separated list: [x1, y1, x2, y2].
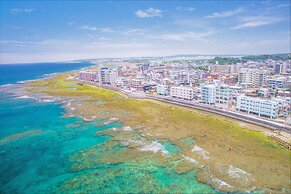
[24, 72, 291, 193]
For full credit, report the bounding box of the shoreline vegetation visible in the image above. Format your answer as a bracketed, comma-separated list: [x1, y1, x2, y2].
[23, 70, 290, 193]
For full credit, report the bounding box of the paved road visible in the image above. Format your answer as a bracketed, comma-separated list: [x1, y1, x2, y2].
[146, 95, 291, 134]
[78, 79, 291, 134]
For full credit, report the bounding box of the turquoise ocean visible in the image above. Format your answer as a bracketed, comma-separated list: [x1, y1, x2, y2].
[0, 62, 218, 193]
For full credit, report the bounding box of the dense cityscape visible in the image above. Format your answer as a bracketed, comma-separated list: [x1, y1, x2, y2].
[77, 54, 291, 128]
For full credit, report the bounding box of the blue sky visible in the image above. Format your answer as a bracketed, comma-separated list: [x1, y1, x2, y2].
[0, 0, 290, 63]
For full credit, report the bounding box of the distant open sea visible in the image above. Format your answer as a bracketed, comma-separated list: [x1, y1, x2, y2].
[0, 62, 94, 85]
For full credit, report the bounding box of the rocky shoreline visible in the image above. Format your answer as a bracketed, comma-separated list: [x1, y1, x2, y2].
[12, 72, 290, 193]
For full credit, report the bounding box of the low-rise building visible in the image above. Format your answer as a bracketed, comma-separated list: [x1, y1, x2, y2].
[267, 77, 287, 88]
[170, 86, 194, 100]
[236, 95, 280, 118]
[78, 71, 98, 81]
[257, 88, 269, 98]
[130, 79, 143, 91]
[157, 85, 170, 95]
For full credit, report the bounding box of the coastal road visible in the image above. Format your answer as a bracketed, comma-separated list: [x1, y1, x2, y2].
[78, 79, 291, 134]
[145, 95, 291, 134]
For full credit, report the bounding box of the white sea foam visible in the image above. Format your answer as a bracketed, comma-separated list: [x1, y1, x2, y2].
[16, 95, 36, 99]
[228, 165, 254, 183]
[104, 117, 119, 125]
[0, 84, 13, 87]
[123, 139, 145, 146]
[139, 141, 169, 156]
[192, 145, 210, 160]
[228, 166, 249, 178]
[111, 126, 132, 132]
[183, 155, 199, 165]
[212, 177, 233, 189]
[123, 126, 132, 131]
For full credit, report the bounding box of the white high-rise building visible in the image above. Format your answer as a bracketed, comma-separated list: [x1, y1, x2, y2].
[201, 84, 238, 105]
[170, 86, 194, 100]
[99, 67, 110, 84]
[98, 67, 117, 85]
[157, 85, 170, 95]
[201, 85, 216, 104]
[236, 95, 280, 118]
[215, 84, 231, 104]
[109, 69, 118, 85]
[273, 63, 288, 74]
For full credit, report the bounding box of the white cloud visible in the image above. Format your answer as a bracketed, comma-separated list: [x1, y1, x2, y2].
[123, 28, 144, 35]
[1, 36, 289, 64]
[0, 40, 29, 46]
[232, 16, 283, 29]
[8, 25, 22, 29]
[149, 30, 214, 41]
[85, 42, 151, 49]
[135, 8, 162, 18]
[80, 25, 97, 31]
[276, 3, 290, 8]
[205, 7, 244, 19]
[184, 7, 195, 12]
[11, 8, 34, 14]
[100, 27, 113, 33]
[261, 0, 272, 6]
[177, 7, 195, 12]
[98, 37, 110, 41]
[0, 39, 75, 47]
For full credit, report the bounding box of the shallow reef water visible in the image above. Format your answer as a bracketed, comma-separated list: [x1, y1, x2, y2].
[0, 89, 219, 194]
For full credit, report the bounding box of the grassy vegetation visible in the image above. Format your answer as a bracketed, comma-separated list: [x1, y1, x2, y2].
[25, 73, 291, 192]
[209, 57, 242, 65]
[195, 66, 209, 71]
[207, 54, 291, 65]
[242, 53, 291, 61]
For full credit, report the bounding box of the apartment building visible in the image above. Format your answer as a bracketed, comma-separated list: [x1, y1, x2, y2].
[78, 71, 98, 81]
[236, 95, 280, 118]
[215, 84, 231, 104]
[210, 64, 241, 74]
[98, 67, 117, 85]
[201, 84, 216, 104]
[170, 86, 194, 100]
[238, 68, 268, 88]
[267, 77, 287, 88]
[273, 63, 288, 74]
[157, 85, 170, 95]
[130, 79, 143, 91]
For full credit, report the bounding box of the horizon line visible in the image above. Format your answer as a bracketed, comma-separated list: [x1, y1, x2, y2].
[0, 52, 290, 65]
